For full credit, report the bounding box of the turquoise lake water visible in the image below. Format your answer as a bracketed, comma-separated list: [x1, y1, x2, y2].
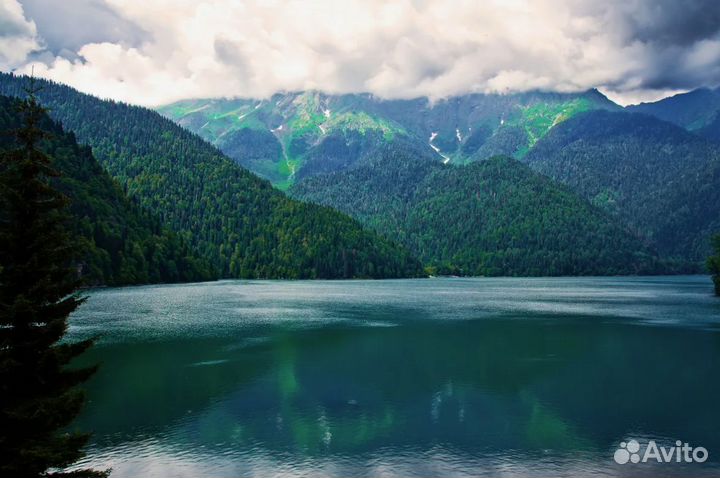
[66, 276, 720, 477]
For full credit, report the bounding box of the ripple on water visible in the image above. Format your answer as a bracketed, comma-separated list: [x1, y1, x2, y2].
[65, 277, 720, 477]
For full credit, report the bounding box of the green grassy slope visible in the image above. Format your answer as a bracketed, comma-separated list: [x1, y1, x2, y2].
[159, 90, 618, 188]
[159, 92, 409, 189]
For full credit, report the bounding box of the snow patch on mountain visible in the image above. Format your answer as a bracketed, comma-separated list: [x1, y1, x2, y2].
[429, 132, 451, 164]
[186, 104, 210, 115]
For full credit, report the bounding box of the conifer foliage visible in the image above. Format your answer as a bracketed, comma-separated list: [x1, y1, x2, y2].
[708, 235, 720, 296]
[0, 85, 104, 477]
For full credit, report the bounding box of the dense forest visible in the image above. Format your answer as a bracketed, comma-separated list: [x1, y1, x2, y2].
[163, 88, 719, 277]
[623, 87, 720, 145]
[292, 148, 661, 276]
[626, 88, 720, 130]
[525, 110, 720, 266]
[708, 235, 720, 296]
[0, 95, 214, 286]
[700, 113, 720, 143]
[0, 73, 422, 279]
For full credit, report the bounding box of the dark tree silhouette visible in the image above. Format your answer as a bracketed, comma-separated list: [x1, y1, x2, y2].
[0, 83, 106, 477]
[708, 235, 720, 296]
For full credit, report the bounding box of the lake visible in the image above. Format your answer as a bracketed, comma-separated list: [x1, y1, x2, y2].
[66, 276, 720, 477]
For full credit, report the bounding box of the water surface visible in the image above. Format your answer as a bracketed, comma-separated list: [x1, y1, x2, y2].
[68, 276, 720, 477]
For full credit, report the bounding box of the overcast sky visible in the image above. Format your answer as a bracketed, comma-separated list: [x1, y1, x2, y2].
[2, 0, 720, 106]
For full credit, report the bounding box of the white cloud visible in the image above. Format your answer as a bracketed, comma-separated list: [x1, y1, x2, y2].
[600, 87, 690, 106]
[4, 0, 720, 106]
[0, 0, 41, 70]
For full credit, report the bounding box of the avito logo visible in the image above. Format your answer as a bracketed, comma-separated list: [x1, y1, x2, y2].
[614, 439, 709, 465]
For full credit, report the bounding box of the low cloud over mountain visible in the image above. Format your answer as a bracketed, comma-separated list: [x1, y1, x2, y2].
[3, 0, 720, 105]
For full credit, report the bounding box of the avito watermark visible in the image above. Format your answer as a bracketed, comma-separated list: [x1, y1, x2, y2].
[614, 439, 709, 465]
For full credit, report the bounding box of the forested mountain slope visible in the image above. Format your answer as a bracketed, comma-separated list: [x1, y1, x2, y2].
[623, 87, 720, 146]
[292, 150, 661, 276]
[159, 89, 618, 188]
[525, 110, 720, 264]
[0, 95, 214, 285]
[699, 112, 720, 143]
[0, 73, 422, 279]
[626, 88, 720, 130]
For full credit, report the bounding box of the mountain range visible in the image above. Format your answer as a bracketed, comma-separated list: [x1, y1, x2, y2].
[625, 87, 720, 145]
[160, 87, 720, 273]
[2, 71, 718, 280]
[626, 88, 720, 131]
[159, 89, 617, 189]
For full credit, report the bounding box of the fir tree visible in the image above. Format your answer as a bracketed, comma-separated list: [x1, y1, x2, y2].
[0, 82, 106, 477]
[708, 234, 720, 296]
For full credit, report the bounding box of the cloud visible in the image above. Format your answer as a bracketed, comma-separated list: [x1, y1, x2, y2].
[0, 0, 40, 70]
[618, 0, 720, 47]
[19, 0, 148, 58]
[3, 0, 720, 105]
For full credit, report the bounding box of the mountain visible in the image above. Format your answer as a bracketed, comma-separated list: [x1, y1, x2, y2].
[525, 110, 720, 265]
[698, 112, 720, 143]
[159, 93, 411, 190]
[159, 89, 618, 188]
[158, 84, 716, 274]
[626, 88, 720, 130]
[0, 73, 422, 279]
[292, 149, 660, 276]
[0, 95, 214, 286]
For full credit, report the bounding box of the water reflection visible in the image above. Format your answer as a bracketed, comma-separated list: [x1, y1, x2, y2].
[68, 277, 720, 476]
